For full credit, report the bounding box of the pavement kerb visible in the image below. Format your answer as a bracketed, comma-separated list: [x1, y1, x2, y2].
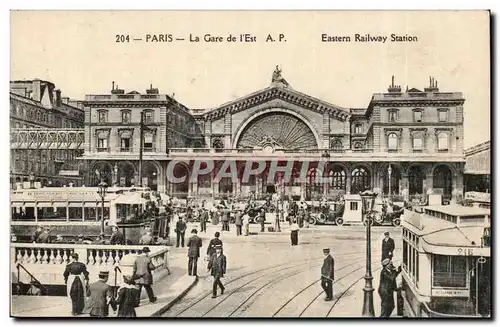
[150, 275, 198, 317]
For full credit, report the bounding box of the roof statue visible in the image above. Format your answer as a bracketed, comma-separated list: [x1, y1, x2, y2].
[271, 65, 290, 87]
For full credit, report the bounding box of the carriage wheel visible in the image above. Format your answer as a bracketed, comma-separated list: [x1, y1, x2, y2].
[309, 217, 317, 225]
[392, 218, 401, 227]
[335, 217, 344, 226]
[317, 213, 327, 224]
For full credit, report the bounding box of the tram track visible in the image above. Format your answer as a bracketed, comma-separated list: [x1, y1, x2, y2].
[324, 259, 402, 318]
[168, 249, 373, 317]
[269, 250, 382, 317]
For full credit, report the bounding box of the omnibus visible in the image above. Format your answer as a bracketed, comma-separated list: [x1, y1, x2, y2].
[401, 205, 491, 317]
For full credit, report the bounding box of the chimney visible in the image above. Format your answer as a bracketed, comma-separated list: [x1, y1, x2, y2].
[111, 83, 125, 95]
[55, 89, 62, 106]
[146, 83, 159, 94]
[111, 81, 115, 93]
[424, 76, 440, 92]
[61, 97, 70, 105]
[387, 75, 402, 93]
[32, 79, 42, 101]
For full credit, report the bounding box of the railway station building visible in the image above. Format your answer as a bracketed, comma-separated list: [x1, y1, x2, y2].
[80, 68, 467, 203]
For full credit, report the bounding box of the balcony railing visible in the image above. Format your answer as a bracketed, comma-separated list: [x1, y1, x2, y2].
[97, 147, 109, 153]
[120, 147, 132, 152]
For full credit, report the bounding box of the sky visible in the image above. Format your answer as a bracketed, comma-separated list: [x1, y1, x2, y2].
[10, 10, 490, 148]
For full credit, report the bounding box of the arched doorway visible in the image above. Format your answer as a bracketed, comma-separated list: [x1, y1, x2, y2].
[328, 165, 347, 195]
[92, 162, 113, 186]
[433, 165, 452, 199]
[143, 162, 159, 191]
[306, 168, 323, 200]
[381, 165, 402, 196]
[219, 177, 233, 197]
[408, 165, 425, 195]
[117, 162, 136, 187]
[169, 163, 190, 198]
[351, 166, 371, 194]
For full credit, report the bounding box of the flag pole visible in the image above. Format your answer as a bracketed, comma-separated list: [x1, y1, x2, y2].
[138, 112, 144, 187]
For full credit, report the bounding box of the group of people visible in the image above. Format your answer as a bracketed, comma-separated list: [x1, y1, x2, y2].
[185, 229, 227, 298]
[63, 246, 158, 317]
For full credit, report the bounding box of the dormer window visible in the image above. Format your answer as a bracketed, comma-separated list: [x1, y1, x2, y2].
[413, 109, 423, 123]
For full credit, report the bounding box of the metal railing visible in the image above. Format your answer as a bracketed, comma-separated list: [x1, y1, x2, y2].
[16, 263, 49, 296]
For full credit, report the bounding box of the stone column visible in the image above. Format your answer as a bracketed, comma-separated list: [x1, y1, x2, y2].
[452, 171, 464, 204]
[204, 121, 212, 148]
[346, 175, 351, 195]
[322, 112, 330, 149]
[401, 173, 409, 201]
[224, 113, 232, 149]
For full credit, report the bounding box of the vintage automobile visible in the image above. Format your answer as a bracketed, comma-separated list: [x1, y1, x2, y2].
[369, 202, 405, 227]
[309, 202, 345, 225]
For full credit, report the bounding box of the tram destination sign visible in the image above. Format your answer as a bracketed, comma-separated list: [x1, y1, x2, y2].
[431, 289, 469, 297]
[14, 191, 100, 201]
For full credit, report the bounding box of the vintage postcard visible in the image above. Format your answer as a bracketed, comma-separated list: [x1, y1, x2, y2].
[9, 10, 491, 318]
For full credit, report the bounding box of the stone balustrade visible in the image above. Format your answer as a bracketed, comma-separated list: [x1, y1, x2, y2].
[11, 243, 169, 286]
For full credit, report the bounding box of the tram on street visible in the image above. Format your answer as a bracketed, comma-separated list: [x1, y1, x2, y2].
[400, 205, 491, 317]
[10, 186, 150, 226]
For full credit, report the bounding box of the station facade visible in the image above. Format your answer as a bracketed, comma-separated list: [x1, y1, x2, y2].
[82, 69, 466, 203]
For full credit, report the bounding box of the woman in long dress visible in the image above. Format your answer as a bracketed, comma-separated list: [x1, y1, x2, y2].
[116, 275, 140, 317]
[63, 253, 89, 316]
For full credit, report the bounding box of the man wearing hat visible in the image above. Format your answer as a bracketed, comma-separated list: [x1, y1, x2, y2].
[133, 247, 157, 304]
[32, 226, 43, 243]
[208, 245, 227, 298]
[86, 270, 116, 317]
[321, 248, 335, 301]
[381, 231, 395, 261]
[378, 259, 401, 317]
[187, 229, 203, 276]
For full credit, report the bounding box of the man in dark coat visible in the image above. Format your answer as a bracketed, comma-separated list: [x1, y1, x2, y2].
[234, 211, 243, 236]
[381, 231, 395, 261]
[208, 245, 227, 298]
[221, 211, 230, 232]
[87, 271, 116, 317]
[110, 226, 125, 245]
[207, 232, 223, 257]
[378, 259, 401, 317]
[133, 247, 157, 303]
[175, 217, 187, 247]
[187, 229, 203, 276]
[199, 209, 208, 233]
[321, 248, 335, 301]
[259, 210, 266, 232]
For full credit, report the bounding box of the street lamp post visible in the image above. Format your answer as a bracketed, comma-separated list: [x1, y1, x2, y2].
[360, 190, 378, 317]
[388, 165, 392, 202]
[113, 164, 118, 186]
[97, 180, 108, 238]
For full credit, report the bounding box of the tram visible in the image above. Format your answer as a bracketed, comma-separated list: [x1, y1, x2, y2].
[401, 205, 491, 317]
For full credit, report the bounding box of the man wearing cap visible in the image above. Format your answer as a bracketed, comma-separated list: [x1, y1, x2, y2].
[208, 245, 226, 298]
[381, 231, 395, 261]
[110, 226, 125, 245]
[378, 258, 402, 317]
[321, 248, 335, 301]
[133, 247, 157, 304]
[207, 232, 223, 258]
[187, 229, 203, 276]
[175, 217, 187, 248]
[87, 270, 116, 317]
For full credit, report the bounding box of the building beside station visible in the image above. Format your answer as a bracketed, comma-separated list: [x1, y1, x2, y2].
[10, 79, 85, 187]
[81, 68, 466, 203]
[464, 141, 490, 193]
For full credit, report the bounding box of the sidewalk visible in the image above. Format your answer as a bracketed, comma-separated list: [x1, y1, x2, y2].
[11, 259, 197, 318]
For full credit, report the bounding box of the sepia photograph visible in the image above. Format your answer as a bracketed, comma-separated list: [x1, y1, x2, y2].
[9, 10, 491, 319]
